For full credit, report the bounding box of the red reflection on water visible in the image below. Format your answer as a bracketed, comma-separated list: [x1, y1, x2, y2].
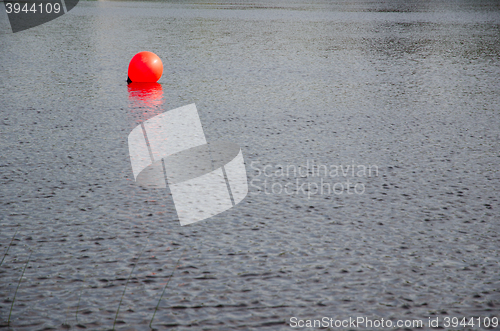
[128, 82, 164, 126]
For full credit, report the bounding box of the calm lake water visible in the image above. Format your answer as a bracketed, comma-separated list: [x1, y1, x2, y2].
[0, 0, 499, 330]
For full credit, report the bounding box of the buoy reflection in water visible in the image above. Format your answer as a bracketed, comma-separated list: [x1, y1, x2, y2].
[127, 82, 164, 127]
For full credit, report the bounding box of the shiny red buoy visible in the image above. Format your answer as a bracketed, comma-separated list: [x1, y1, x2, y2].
[127, 51, 163, 83]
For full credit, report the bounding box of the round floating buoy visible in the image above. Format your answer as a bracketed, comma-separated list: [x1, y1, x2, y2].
[127, 51, 163, 83]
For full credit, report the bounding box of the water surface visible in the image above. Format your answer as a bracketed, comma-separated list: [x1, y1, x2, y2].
[0, 0, 499, 329]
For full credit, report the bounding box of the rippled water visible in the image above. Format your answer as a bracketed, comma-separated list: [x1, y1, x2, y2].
[0, 0, 499, 330]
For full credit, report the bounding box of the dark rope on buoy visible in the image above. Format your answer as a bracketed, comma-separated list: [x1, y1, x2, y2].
[127, 76, 132, 84]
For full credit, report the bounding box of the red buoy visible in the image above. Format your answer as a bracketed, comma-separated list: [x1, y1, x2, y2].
[128, 51, 163, 83]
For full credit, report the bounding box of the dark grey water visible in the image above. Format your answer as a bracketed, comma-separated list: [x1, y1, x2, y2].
[0, 0, 499, 330]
